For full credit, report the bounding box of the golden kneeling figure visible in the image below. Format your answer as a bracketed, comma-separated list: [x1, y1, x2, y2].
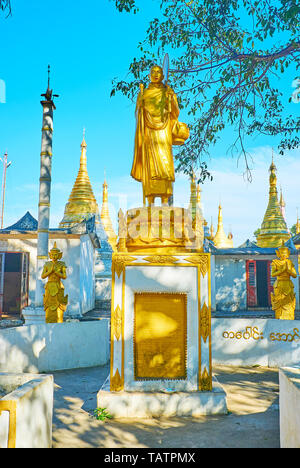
[271, 243, 297, 320]
[42, 242, 68, 324]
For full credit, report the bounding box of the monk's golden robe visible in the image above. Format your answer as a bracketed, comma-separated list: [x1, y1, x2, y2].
[271, 257, 297, 320]
[131, 82, 189, 202]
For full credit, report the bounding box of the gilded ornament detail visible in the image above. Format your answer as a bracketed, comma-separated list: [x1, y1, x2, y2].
[113, 254, 136, 278]
[112, 305, 122, 341]
[184, 255, 209, 277]
[143, 255, 179, 264]
[200, 302, 210, 343]
[111, 368, 123, 392]
[200, 367, 212, 392]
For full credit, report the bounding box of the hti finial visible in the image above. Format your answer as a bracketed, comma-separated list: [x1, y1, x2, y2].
[41, 64, 59, 103]
[81, 128, 87, 148]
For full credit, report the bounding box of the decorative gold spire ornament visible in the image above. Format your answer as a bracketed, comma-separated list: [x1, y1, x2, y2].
[189, 172, 197, 223]
[117, 209, 128, 253]
[131, 65, 189, 206]
[42, 242, 68, 323]
[59, 133, 100, 229]
[100, 179, 117, 251]
[256, 159, 290, 248]
[196, 184, 202, 208]
[279, 187, 286, 220]
[189, 172, 203, 227]
[213, 204, 233, 248]
[271, 242, 297, 320]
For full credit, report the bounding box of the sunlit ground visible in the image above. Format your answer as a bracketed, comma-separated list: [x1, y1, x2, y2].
[51, 365, 279, 448]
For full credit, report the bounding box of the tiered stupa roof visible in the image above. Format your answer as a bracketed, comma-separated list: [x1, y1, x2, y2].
[59, 134, 100, 229]
[256, 159, 290, 248]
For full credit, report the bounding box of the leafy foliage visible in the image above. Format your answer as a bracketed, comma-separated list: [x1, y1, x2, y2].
[112, 0, 300, 182]
[93, 407, 113, 421]
[290, 224, 297, 236]
[0, 0, 11, 16]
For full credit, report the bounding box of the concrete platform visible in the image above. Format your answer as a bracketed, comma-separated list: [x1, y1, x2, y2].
[97, 376, 227, 418]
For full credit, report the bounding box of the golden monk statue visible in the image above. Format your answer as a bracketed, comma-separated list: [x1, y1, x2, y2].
[271, 243, 297, 320]
[131, 65, 189, 206]
[42, 242, 68, 323]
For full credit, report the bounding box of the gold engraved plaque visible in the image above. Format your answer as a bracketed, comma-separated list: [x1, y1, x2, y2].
[134, 292, 187, 380]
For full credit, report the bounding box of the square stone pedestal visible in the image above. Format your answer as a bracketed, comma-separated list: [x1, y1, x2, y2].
[22, 307, 45, 325]
[98, 376, 227, 418]
[107, 252, 227, 416]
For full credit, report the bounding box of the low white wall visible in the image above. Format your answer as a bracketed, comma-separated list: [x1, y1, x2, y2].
[279, 367, 300, 448]
[0, 373, 53, 448]
[1, 317, 300, 374]
[212, 318, 300, 367]
[0, 320, 109, 373]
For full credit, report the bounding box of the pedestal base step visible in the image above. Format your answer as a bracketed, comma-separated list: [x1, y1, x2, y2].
[97, 379, 227, 418]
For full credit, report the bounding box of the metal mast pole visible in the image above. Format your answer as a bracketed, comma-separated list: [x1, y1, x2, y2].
[0, 152, 11, 229]
[35, 66, 59, 309]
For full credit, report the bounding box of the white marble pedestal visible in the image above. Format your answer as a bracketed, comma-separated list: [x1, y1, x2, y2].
[98, 376, 227, 418]
[22, 307, 45, 325]
[102, 252, 227, 417]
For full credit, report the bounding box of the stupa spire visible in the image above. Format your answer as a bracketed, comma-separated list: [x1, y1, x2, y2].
[213, 204, 233, 248]
[59, 132, 99, 229]
[256, 158, 290, 248]
[100, 178, 117, 251]
[189, 171, 197, 223]
[279, 187, 286, 220]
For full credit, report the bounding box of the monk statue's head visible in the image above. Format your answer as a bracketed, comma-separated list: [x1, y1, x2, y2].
[149, 65, 164, 84]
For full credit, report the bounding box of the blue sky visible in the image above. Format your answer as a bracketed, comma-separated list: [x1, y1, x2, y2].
[0, 0, 299, 246]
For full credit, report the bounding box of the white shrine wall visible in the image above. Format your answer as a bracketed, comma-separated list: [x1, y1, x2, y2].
[212, 254, 300, 312]
[0, 233, 96, 317]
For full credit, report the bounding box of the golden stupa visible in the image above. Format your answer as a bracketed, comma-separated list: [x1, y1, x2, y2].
[213, 204, 234, 248]
[59, 134, 100, 229]
[100, 179, 117, 251]
[256, 159, 290, 248]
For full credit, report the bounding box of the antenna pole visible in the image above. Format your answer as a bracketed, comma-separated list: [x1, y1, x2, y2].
[0, 152, 11, 229]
